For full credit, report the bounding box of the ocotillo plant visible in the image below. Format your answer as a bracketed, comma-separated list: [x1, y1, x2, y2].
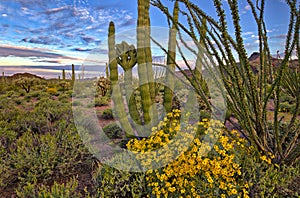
[153, 0, 300, 165]
[116, 41, 141, 124]
[163, 0, 179, 113]
[108, 21, 135, 137]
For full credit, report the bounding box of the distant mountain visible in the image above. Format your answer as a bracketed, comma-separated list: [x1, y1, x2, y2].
[9, 72, 45, 80]
[248, 52, 261, 62]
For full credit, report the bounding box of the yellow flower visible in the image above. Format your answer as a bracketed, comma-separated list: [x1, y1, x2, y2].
[168, 187, 176, 192]
[231, 188, 238, 194]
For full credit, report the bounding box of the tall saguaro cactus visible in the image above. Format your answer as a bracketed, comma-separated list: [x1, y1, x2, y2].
[108, 22, 118, 87]
[105, 63, 109, 79]
[71, 64, 75, 83]
[137, 0, 158, 125]
[62, 69, 66, 80]
[108, 21, 135, 137]
[2, 72, 5, 84]
[163, 0, 179, 113]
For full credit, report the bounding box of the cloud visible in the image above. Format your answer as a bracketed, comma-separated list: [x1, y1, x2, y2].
[20, 36, 62, 45]
[33, 59, 62, 64]
[0, 45, 79, 61]
[242, 31, 254, 36]
[73, 48, 93, 52]
[270, 34, 287, 39]
[43, 6, 70, 15]
[119, 18, 136, 27]
[244, 5, 251, 11]
[81, 35, 96, 43]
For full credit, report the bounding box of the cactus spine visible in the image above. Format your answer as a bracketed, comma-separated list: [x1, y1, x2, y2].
[163, 0, 179, 113]
[108, 21, 134, 137]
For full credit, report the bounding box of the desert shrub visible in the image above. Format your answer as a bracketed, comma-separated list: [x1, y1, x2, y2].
[19, 90, 26, 97]
[29, 90, 41, 98]
[0, 122, 89, 190]
[46, 87, 59, 96]
[238, 145, 300, 197]
[15, 98, 73, 134]
[280, 94, 295, 104]
[96, 77, 111, 97]
[5, 90, 16, 97]
[16, 177, 82, 198]
[72, 100, 82, 106]
[58, 93, 70, 101]
[34, 98, 71, 123]
[58, 80, 71, 92]
[126, 110, 250, 197]
[66, 90, 74, 97]
[13, 77, 39, 93]
[101, 108, 113, 119]
[93, 163, 147, 197]
[13, 98, 23, 105]
[279, 101, 295, 113]
[103, 123, 123, 139]
[0, 124, 17, 159]
[94, 96, 109, 107]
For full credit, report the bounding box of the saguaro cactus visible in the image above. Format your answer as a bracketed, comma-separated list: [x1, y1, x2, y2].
[108, 22, 118, 87]
[137, 0, 158, 125]
[108, 21, 134, 137]
[71, 64, 75, 83]
[105, 63, 109, 79]
[62, 69, 66, 80]
[2, 72, 5, 84]
[116, 41, 141, 124]
[163, 0, 179, 113]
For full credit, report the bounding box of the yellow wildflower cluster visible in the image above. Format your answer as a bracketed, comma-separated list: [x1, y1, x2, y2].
[127, 110, 250, 197]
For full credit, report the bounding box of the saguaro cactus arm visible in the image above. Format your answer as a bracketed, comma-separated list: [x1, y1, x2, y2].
[116, 41, 141, 124]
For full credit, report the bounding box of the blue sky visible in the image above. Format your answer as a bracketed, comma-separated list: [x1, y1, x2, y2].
[0, 0, 295, 78]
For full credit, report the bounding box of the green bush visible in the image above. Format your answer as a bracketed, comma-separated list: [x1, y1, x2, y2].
[16, 177, 83, 198]
[103, 123, 123, 139]
[94, 96, 109, 107]
[14, 98, 23, 105]
[72, 100, 82, 106]
[279, 101, 295, 113]
[101, 108, 113, 119]
[0, 121, 90, 190]
[240, 151, 300, 197]
[29, 91, 41, 98]
[46, 87, 59, 96]
[93, 163, 147, 197]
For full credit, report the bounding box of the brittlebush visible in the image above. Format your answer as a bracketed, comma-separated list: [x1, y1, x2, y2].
[127, 109, 252, 197]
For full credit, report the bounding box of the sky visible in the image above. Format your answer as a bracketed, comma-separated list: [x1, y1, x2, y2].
[0, 0, 296, 78]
